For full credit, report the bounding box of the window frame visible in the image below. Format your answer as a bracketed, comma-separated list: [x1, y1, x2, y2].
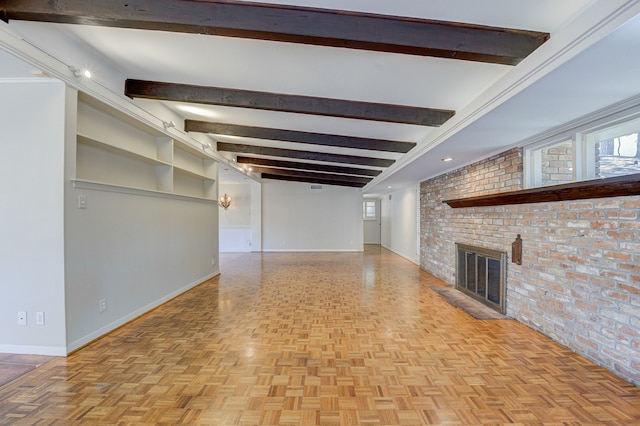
[363, 200, 377, 221]
[524, 99, 640, 188]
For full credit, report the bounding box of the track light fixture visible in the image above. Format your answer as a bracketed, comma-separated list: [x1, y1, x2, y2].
[69, 66, 91, 78]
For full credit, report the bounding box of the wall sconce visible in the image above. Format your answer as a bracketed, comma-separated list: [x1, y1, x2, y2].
[219, 193, 231, 209]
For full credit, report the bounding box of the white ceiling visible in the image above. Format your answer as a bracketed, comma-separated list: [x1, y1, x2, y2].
[1, 1, 639, 193]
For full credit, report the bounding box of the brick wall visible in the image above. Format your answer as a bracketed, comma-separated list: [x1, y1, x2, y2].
[541, 141, 574, 186]
[420, 147, 640, 386]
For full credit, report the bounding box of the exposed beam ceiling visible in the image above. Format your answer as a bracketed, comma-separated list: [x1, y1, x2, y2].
[250, 166, 372, 186]
[127, 80, 453, 126]
[185, 121, 415, 153]
[236, 157, 381, 177]
[217, 142, 394, 168]
[261, 173, 365, 188]
[0, 0, 549, 65]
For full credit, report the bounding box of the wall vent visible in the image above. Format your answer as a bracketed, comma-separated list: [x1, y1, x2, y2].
[309, 184, 323, 190]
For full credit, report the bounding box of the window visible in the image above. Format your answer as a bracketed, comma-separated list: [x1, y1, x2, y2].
[525, 106, 640, 188]
[529, 139, 575, 187]
[587, 117, 640, 179]
[363, 200, 376, 220]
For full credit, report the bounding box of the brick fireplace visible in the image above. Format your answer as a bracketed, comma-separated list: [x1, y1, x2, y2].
[419, 147, 640, 385]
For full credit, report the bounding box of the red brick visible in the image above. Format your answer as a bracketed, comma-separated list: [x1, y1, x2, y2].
[623, 198, 640, 209]
[591, 221, 618, 229]
[605, 230, 636, 240]
[608, 210, 638, 220]
[619, 263, 640, 273]
[618, 283, 640, 294]
[603, 251, 633, 262]
[566, 272, 589, 282]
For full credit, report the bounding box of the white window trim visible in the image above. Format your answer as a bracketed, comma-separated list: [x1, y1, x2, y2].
[363, 200, 377, 221]
[523, 95, 640, 188]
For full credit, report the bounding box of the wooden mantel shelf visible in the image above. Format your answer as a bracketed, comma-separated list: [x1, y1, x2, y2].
[443, 173, 640, 208]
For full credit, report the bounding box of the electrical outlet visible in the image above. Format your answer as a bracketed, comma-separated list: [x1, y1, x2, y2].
[78, 195, 87, 209]
[36, 312, 45, 325]
[99, 299, 107, 312]
[17, 311, 27, 326]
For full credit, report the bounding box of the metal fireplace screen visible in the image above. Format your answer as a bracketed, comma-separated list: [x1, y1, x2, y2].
[455, 243, 506, 314]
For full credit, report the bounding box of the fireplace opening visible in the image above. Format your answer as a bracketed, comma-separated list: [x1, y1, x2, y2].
[455, 243, 506, 314]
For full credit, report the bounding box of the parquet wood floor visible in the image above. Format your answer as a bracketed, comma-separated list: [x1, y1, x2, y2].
[1, 246, 639, 425]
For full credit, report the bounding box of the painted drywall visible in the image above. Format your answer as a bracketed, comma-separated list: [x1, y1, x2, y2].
[64, 93, 219, 352]
[219, 183, 252, 252]
[262, 181, 363, 251]
[380, 186, 420, 264]
[0, 80, 67, 355]
[250, 180, 262, 252]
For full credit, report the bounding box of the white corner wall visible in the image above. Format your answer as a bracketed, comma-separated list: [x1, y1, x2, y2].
[262, 181, 363, 251]
[219, 183, 252, 252]
[380, 185, 420, 264]
[0, 79, 67, 355]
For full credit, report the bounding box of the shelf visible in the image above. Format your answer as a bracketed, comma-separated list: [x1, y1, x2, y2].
[75, 94, 218, 201]
[77, 134, 170, 167]
[71, 179, 216, 203]
[443, 173, 640, 208]
[173, 165, 215, 180]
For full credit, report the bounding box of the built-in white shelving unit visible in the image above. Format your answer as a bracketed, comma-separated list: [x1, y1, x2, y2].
[74, 93, 217, 201]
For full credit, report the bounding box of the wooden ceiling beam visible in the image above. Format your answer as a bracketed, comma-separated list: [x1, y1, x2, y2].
[251, 166, 372, 185]
[236, 156, 381, 177]
[217, 142, 395, 167]
[261, 173, 365, 188]
[186, 121, 415, 153]
[127, 80, 452, 126]
[0, 0, 549, 65]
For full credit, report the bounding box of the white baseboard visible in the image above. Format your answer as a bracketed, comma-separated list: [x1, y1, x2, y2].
[381, 245, 420, 265]
[262, 249, 362, 252]
[0, 344, 67, 356]
[66, 272, 218, 354]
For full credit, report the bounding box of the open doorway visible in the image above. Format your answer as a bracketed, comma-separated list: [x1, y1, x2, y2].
[363, 198, 381, 244]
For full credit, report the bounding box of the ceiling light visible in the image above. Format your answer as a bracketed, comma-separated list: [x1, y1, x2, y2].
[442, 157, 454, 162]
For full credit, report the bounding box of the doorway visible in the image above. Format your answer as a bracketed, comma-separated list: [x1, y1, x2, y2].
[363, 198, 381, 244]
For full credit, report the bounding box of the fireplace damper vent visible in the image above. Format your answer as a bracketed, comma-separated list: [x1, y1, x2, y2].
[455, 243, 506, 314]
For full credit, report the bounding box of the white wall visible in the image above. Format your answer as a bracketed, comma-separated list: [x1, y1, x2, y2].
[262, 181, 363, 251]
[0, 80, 67, 355]
[250, 180, 262, 252]
[219, 183, 252, 252]
[64, 189, 218, 351]
[64, 92, 219, 352]
[380, 185, 419, 264]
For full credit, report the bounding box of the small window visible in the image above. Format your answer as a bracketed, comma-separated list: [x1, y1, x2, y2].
[363, 200, 376, 220]
[529, 139, 574, 187]
[526, 108, 640, 188]
[587, 119, 640, 179]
